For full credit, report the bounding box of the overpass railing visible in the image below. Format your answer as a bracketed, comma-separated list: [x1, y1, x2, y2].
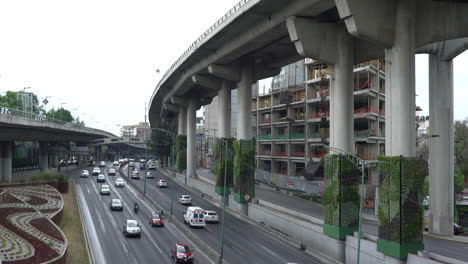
[0, 106, 114, 137]
[159, 0, 250, 86]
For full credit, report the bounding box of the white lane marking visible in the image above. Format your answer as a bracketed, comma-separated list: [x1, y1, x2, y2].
[76, 185, 108, 264]
[259, 244, 288, 263]
[86, 184, 91, 195]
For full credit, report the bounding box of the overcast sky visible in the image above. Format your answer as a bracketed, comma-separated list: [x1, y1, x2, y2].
[0, 0, 466, 136]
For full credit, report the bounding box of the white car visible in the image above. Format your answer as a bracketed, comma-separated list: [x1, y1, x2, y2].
[108, 168, 116, 176]
[204, 210, 219, 223]
[157, 179, 167, 188]
[129, 162, 135, 167]
[80, 170, 89, 178]
[178, 195, 192, 205]
[100, 184, 110, 195]
[113, 161, 119, 166]
[115, 178, 125, 187]
[148, 163, 156, 170]
[131, 170, 140, 179]
[123, 220, 141, 237]
[92, 167, 100, 176]
[99, 161, 106, 167]
[146, 172, 154, 178]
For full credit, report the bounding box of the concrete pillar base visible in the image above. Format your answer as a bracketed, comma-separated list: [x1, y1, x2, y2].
[0, 141, 12, 183]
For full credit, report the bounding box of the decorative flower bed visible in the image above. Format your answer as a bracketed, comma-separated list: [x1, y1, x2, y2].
[0, 184, 67, 263]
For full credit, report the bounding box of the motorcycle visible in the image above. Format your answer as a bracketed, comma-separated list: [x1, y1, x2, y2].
[134, 204, 139, 214]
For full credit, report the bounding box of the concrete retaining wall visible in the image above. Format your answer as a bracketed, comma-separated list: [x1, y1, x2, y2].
[345, 233, 465, 264]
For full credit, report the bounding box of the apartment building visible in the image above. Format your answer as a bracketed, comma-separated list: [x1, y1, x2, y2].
[253, 59, 385, 199]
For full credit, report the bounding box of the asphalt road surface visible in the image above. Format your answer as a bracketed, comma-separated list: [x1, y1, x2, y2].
[120, 162, 322, 264]
[70, 164, 212, 264]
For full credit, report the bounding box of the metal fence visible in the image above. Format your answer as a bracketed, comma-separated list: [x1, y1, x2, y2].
[158, 0, 250, 86]
[0, 106, 114, 137]
[255, 169, 324, 197]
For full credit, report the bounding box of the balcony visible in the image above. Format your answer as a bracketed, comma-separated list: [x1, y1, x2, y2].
[262, 118, 272, 124]
[354, 129, 378, 138]
[309, 131, 330, 138]
[290, 133, 305, 140]
[290, 152, 305, 157]
[310, 112, 329, 119]
[354, 106, 380, 116]
[257, 134, 272, 140]
[274, 152, 288, 157]
[274, 134, 288, 140]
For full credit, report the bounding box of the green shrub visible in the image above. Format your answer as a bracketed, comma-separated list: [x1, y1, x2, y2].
[233, 139, 255, 202]
[323, 154, 360, 228]
[175, 135, 187, 172]
[31, 172, 68, 182]
[214, 138, 234, 194]
[378, 156, 425, 245]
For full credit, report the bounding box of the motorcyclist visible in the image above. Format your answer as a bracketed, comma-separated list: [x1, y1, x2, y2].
[134, 202, 139, 213]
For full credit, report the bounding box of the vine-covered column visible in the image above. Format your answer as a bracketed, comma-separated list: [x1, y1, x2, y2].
[377, 156, 426, 259]
[214, 138, 234, 195]
[233, 139, 255, 203]
[323, 154, 360, 240]
[175, 135, 187, 173]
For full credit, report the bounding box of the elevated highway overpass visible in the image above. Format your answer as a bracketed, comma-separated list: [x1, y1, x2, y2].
[0, 107, 143, 182]
[148, 0, 468, 262]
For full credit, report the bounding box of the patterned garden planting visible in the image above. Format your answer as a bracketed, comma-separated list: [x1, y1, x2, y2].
[0, 184, 67, 263]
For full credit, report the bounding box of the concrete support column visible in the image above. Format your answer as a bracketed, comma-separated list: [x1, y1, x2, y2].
[178, 107, 187, 136]
[428, 55, 454, 236]
[218, 80, 232, 138]
[330, 31, 354, 153]
[186, 98, 197, 178]
[237, 62, 253, 140]
[384, 0, 416, 157]
[0, 141, 12, 183]
[39, 142, 49, 172]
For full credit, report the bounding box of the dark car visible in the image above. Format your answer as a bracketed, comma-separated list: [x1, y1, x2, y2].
[454, 223, 464, 235]
[97, 174, 106, 183]
[110, 199, 123, 211]
[149, 212, 164, 227]
[171, 244, 193, 263]
[88, 160, 95, 166]
[424, 223, 464, 235]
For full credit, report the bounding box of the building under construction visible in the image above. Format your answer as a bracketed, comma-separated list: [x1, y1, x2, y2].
[252, 59, 385, 201]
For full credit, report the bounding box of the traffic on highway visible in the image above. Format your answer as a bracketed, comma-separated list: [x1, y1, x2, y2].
[71, 159, 320, 264]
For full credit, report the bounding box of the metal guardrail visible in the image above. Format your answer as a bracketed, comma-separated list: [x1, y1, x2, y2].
[0, 106, 114, 137]
[158, 0, 250, 86]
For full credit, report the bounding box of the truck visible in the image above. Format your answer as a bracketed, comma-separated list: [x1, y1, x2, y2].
[183, 207, 206, 228]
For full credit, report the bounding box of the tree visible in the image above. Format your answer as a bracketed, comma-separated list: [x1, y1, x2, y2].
[147, 126, 173, 167]
[0, 91, 21, 109]
[455, 167, 465, 194]
[455, 119, 468, 177]
[46, 108, 74, 122]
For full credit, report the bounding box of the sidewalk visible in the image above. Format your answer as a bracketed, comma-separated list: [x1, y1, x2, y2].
[196, 168, 377, 222]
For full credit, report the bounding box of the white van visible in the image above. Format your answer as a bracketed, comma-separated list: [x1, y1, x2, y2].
[183, 207, 205, 228]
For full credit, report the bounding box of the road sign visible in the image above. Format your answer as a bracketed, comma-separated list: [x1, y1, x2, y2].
[42, 98, 49, 105]
[244, 194, 250, 201]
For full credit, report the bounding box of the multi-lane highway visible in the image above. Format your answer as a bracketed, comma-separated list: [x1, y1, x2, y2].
[70, 163, 211, 264]
[120, 162, 321, 264]
[70, 162, 321, 264]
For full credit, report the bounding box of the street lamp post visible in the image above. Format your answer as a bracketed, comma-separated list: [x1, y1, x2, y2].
[60, 102, 67, 121]
[151, 128, 176, 220]
[218, 138, 229, 264]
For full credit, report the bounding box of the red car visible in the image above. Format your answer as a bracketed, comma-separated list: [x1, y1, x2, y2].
[171, 243, 193, 263]
[149, 212, 164, 227]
